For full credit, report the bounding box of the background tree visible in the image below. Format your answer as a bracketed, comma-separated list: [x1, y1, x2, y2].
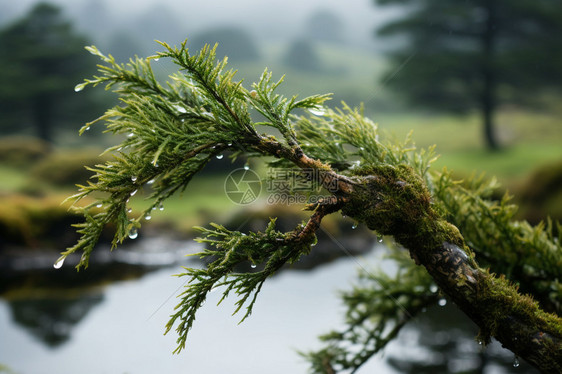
[303, 8, 345, 44]
[190, 26, 260, 63]
[61, 42, 562, 372]
[283, 38, 322, 72]
[373, 0, 562, 150]
[0, 2, 101, 143]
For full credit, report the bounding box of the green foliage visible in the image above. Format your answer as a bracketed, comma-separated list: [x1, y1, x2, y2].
[168, 219, 316, 353]
[67, 40, 562, 372]
[63, 39, 328, 269]
[302, 248, 437, 373]
[374, 0, 562, 149]
[434, 171, 562, 314]
[0, 3, 102, 142]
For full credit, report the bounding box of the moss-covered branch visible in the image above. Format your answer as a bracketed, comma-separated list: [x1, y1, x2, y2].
[66, 40, 562, 373]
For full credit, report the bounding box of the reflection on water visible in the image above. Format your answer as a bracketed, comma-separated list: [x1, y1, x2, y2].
[8, 292, 103, 347]
[0, 238, 539, 374]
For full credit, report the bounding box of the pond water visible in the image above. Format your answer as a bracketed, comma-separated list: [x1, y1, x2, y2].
[0, 243, 398, 374]
[0, 239, 536, 374]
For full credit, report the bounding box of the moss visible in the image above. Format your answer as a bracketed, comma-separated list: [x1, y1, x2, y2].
[0, 193, 110, 250]
[341, 164, 434, 236]
[0, 136, 51, 167]
[29, 148, 110, 187]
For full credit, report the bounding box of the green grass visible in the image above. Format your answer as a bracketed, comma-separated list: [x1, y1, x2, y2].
[375, 110, 562, 184]
[0, 165, 29, 192]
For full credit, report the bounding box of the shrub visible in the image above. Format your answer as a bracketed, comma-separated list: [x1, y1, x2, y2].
[29, 148, 110, 187]
[0, 136, 51, 167]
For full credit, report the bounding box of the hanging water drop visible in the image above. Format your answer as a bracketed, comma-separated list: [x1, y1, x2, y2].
[430, 285, 438, 293]
[513, 356, 520, 368]
[153, 57, 160, 62]
[128, 132, 134, 138]
[378, 235, 383, 243]
[352, 222, 358, 230]
[438, 298, 447, 306]
[131, 176, 138, 182]
[130, 189, 137, 196]
[147, 179, 155, 185]
[250, 263, 257, 269]
[53, 257, 65, 269]
[227, 142, 232, 147]
[216, 154, 224, 160]
[360, 147, 365, 151]
[145, 214, 152, 221]
[95, 203, 102, 208]
[85, 126, 91, 131]
[128, 227, 138, 239]
[244, 163, 250, 171]
[127, 208, 132, 213]
[158, 203, 164, 211]
[74, 83, 84, 92]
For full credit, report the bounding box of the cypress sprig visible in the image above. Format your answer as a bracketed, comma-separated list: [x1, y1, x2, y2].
[167, 219, 316, 353]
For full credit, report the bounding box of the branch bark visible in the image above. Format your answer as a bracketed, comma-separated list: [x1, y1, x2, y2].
[334, 164, 562, 373]
[273, 140, 562, 372]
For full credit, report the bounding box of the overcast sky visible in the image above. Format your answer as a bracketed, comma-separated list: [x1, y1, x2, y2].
[3, 0, 394, 47]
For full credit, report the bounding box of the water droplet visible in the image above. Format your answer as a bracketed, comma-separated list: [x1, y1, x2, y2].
[216, 154, 223, 159]
[249, 90, 258, 98]
[95, 203, 102, 208]
[131, 176, 137, 182]
[430, 285, 438, 293]
[227, 143, 232, 147]
[53, 257, 65, 269]
[334, 142, 340, 146]
[174, 104, 187, 113]
[130, 189, 137, 196]
[378, 235, 383, 243]
[158, 203, 164, 211]
[128, 227, 138, 239]
[308, 106, 326, 116]
[127, 208, 132, 213]
[311, 242, 317, 247]
[74, 84, 84, 92]
[352, 222, 358, 230]
[128, 132, 134, 138]
[513, 356, 520, 368]
[438, 298, 447, 306]
[145, 214, 151, 221]
[244, 164, 250, 171]
[153, 57, 160, 62]
[250, 264, 257, 269]
[147, 179, 155, 185]
[360, 147, 365, 151]
[85, 126, 90, 131]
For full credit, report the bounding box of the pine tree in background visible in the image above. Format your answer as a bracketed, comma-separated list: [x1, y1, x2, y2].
[373, 0, 562, 150]
[0, 2, 100, 143]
